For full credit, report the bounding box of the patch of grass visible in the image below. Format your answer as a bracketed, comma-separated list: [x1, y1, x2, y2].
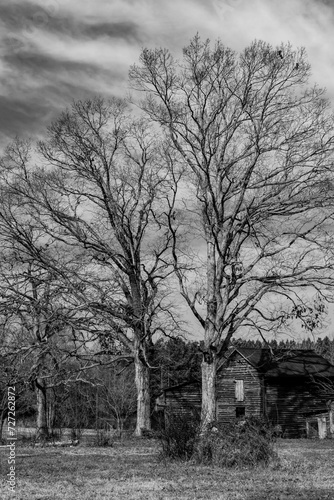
[0, 438, 333, 499]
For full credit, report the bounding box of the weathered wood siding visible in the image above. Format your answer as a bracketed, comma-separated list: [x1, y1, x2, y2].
[216, 353, 262, 424]
[265, 378, 329, 437]
[306, 407, 334, 439]
[162, 382, 201, 419]
[156, 349, 334, 437]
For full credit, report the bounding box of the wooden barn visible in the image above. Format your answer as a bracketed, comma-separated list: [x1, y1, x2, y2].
[156, 348, 334, 437]
[155, 380, 201, 419]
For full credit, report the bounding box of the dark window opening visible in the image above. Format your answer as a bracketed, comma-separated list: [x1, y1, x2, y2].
[236, 406, 245, 418]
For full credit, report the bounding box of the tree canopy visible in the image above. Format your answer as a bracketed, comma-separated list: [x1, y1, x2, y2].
[130, 36, 334, 429]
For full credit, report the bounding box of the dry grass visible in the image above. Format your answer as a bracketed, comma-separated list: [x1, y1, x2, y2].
[0, 438, 334, 499]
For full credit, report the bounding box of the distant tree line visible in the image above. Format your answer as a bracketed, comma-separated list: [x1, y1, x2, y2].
[1, 332, 334, 440]
[232, 336, 334, 363]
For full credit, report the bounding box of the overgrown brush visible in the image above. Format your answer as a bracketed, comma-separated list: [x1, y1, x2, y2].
[159, 413, 277, 467]
[93, 429, 114, 447]
[158, 410, 200, 460]
[195, 417, 277, 468]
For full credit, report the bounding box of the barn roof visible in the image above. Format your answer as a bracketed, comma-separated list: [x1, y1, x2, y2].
[229, 348, 334, 378]
[157, 348, 334, 397]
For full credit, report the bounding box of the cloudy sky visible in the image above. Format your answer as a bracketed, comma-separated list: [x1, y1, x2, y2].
[1, 0, 334, 150]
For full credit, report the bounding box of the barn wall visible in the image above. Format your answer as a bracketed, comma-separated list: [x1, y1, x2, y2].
[216, 354, 263, 424]
[157, 350, 333, 437]
[265, 378, 329, 437]
[163, 383, 201, 419]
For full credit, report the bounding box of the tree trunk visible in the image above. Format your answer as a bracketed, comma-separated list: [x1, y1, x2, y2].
[36, 378, 48, 440]
[46, 387, 55, 435]
[134, 355, 151, 436]
[200, 357, 217, 432]
[200, 233, 218, 432]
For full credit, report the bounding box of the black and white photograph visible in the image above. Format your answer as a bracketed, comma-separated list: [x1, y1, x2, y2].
[1, 1, 334, 498]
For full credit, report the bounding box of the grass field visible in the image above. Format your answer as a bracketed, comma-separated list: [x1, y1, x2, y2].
[1, 438, 334, 499]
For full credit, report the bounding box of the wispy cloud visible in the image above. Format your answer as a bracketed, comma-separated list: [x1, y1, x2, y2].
[0, 0, 333, 148]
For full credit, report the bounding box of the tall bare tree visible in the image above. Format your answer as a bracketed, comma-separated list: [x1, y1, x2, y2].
[130, 36, 334, 430]
[18, 97, 181, 435]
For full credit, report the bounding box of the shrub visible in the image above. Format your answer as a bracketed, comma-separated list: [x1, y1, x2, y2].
[140, 428, 155, 439]
[158, 413, 277, 467]
[20, 433, 38, 447]
[70, 427, 83, 442]
[158, 410, 200, 460]
[93, 429, 114, 447]
[195, 417, 277, 468]
[48, 429, 62, 443]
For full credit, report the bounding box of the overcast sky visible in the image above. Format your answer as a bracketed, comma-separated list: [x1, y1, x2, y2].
[1, 0, 334, 149]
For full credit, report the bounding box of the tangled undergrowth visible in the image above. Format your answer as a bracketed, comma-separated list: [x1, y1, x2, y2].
[159, 413, 277, 467]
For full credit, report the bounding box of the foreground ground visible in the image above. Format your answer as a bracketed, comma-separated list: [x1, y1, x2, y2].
[0, 438, 334, 499]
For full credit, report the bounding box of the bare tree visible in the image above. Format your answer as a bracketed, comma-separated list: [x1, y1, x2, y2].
[0, 264, 86, 439]
[15, 98, 181, 435]
[130, 36, 334, 430]
[96, 363, 137, 434]
[0, 144, 100, 440]
[0, 353, 24, 441]
[0, 353, 34, 442]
